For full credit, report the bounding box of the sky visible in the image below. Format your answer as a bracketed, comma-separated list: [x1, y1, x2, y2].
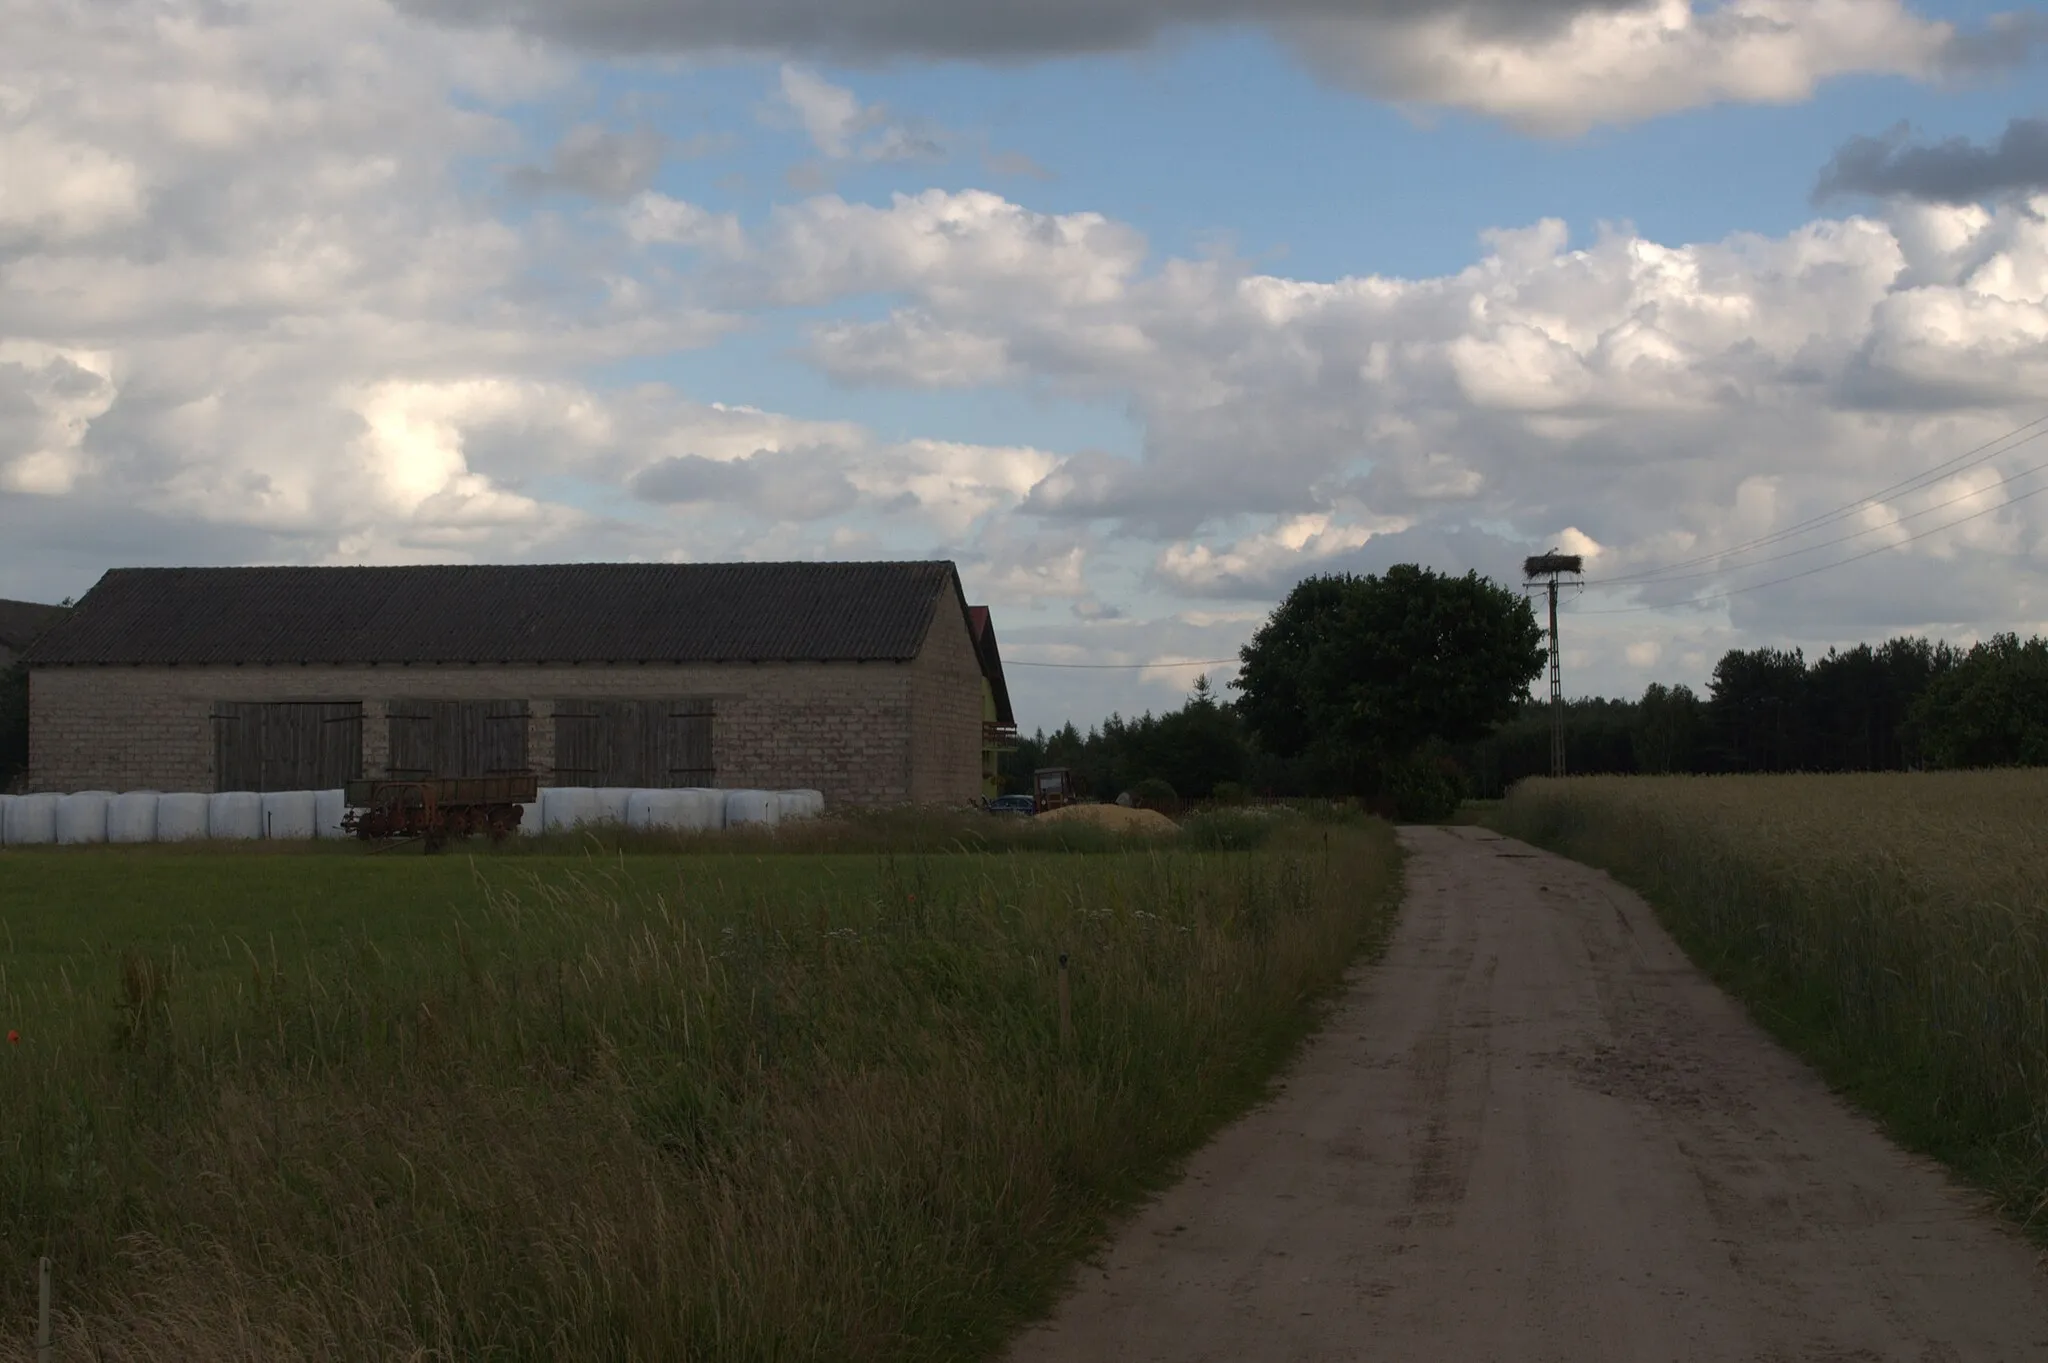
[3, 0, 2047, 734]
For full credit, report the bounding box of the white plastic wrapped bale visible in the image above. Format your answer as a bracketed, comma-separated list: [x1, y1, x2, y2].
[56, 791, 114, 845]
[627, 789, 685, 831]
[5, 793, 58, 846]
[515, 802, 542, 836]
[208, 792, 264, 841]
[262, 790, 318, 840]
[724, 789, 780, 828]
[541, 786, 599, 833]
[590, 787, 635, 826]
[677, 788, 725, 832]
[156, 793, 210, 842]
[314, 789, 349, 840]
[107, 791, 160, 844]
[775, 790, 825, 821]
[628, 788, 724, 833]
[0, 794, 10, 845]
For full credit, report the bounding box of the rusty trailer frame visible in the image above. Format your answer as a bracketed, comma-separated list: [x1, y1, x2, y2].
[342, 774, 539, 851]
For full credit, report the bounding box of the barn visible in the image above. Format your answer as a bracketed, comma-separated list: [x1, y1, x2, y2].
[22, 561, 1016, 809]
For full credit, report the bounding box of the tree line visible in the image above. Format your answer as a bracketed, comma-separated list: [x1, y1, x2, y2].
[1456, 632, 2048, 797]
[1003, 566, 2048, 814]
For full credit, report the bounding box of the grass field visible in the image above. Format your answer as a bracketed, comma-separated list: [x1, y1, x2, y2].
[0, 809, 1398, 1361]
[1489, 772, 2048, 1234]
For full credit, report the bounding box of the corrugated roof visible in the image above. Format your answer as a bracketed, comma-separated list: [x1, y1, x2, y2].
[28, 562, 967, 666]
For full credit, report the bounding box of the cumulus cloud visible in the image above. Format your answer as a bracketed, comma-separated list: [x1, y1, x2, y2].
[808, 313, 1017, 387]
[510, 123, 669, 199]
[1817, 117, 2048, 204]
[0, 344, 117, 496]
[627, 434, 1057, 533]
[0, 131, 145, 246]
[0, 0, 1052, 601]
[15, 0, 2048, 726]
[1153, 512, 1413, 597]
[634, 446, 862, 520]
[396, 0, 2018, 130]
[1286, 0, 1972, 136]
[732, 189, 1148, 309]
[622, 193, 747, 251]
[395, 0, 1625, 60]
[670, 181, 2048, 642]
[771, 66, 944, 163]
[0, 0, 605, 568]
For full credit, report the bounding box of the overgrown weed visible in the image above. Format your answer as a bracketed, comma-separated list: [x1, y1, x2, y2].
[0, 817, 1399, 1360]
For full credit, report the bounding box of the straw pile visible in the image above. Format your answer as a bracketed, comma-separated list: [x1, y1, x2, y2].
[1035, 804, 1178, 834]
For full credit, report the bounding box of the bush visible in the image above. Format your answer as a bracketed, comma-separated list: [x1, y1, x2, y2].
[1179, 809, 1278, 851]
[1129, 777, 1179, 812]
[1291, 798, 1367, 826]
[1208, 781, 1250, 806]
[1383, 744, 1463, 822]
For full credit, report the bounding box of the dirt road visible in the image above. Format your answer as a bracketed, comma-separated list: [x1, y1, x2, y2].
[1007, 825, 2048, 1362]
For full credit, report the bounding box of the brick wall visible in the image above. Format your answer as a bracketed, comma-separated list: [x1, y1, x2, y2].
[909, 601, 987, 805]
[27, 659, 934, 808]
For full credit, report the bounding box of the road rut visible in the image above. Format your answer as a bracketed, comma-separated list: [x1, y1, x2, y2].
[1007, 825, 2048, 1362]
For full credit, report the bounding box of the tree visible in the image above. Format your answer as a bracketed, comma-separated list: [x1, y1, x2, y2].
[1633, 682, 1703, 775]
[1454, 695, 1646, 797]
[1800, 638, 1950, 772]
[1707, 647, 1809, 771]
[1910, 633, 2048, 768]
[995, 680, 1253, 800]
[1230, 575, 1351, 768]
[1233, 565, 1545, 795]
[1130, 675, 1252, 798]
[0, 661, 26, 791]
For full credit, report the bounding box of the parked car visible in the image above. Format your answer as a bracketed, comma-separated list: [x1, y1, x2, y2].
[986, 794, 1036, 816]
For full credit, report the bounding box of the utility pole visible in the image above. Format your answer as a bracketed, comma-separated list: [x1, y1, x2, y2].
[1523, 551, 1585, 779]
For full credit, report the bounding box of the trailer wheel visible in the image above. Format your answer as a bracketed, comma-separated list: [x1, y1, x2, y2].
[482, 804, 520, 843]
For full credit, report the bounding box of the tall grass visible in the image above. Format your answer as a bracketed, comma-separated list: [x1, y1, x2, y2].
[1491, 772, 2048, 1226]
[0, 818, 1397, 1360]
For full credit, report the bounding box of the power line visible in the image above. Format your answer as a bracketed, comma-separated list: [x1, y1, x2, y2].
[1571, 470, 2048, 616]
[1588, 411, 2048, 587]
[1003, 656, 1241, 670]
[1586, 434, 2048, 590]
[1006, 416, 2048, 654]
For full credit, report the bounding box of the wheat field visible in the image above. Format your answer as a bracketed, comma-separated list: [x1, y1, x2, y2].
[1492, 771, 2048, 1226]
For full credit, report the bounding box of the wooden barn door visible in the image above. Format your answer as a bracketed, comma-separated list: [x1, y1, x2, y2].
[655, 699, 715, 787]
[550, 700, 609, 787]
[386, 701, 530, 779]
[212, 702, 364, 792]
[552, 699, 713, 787]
